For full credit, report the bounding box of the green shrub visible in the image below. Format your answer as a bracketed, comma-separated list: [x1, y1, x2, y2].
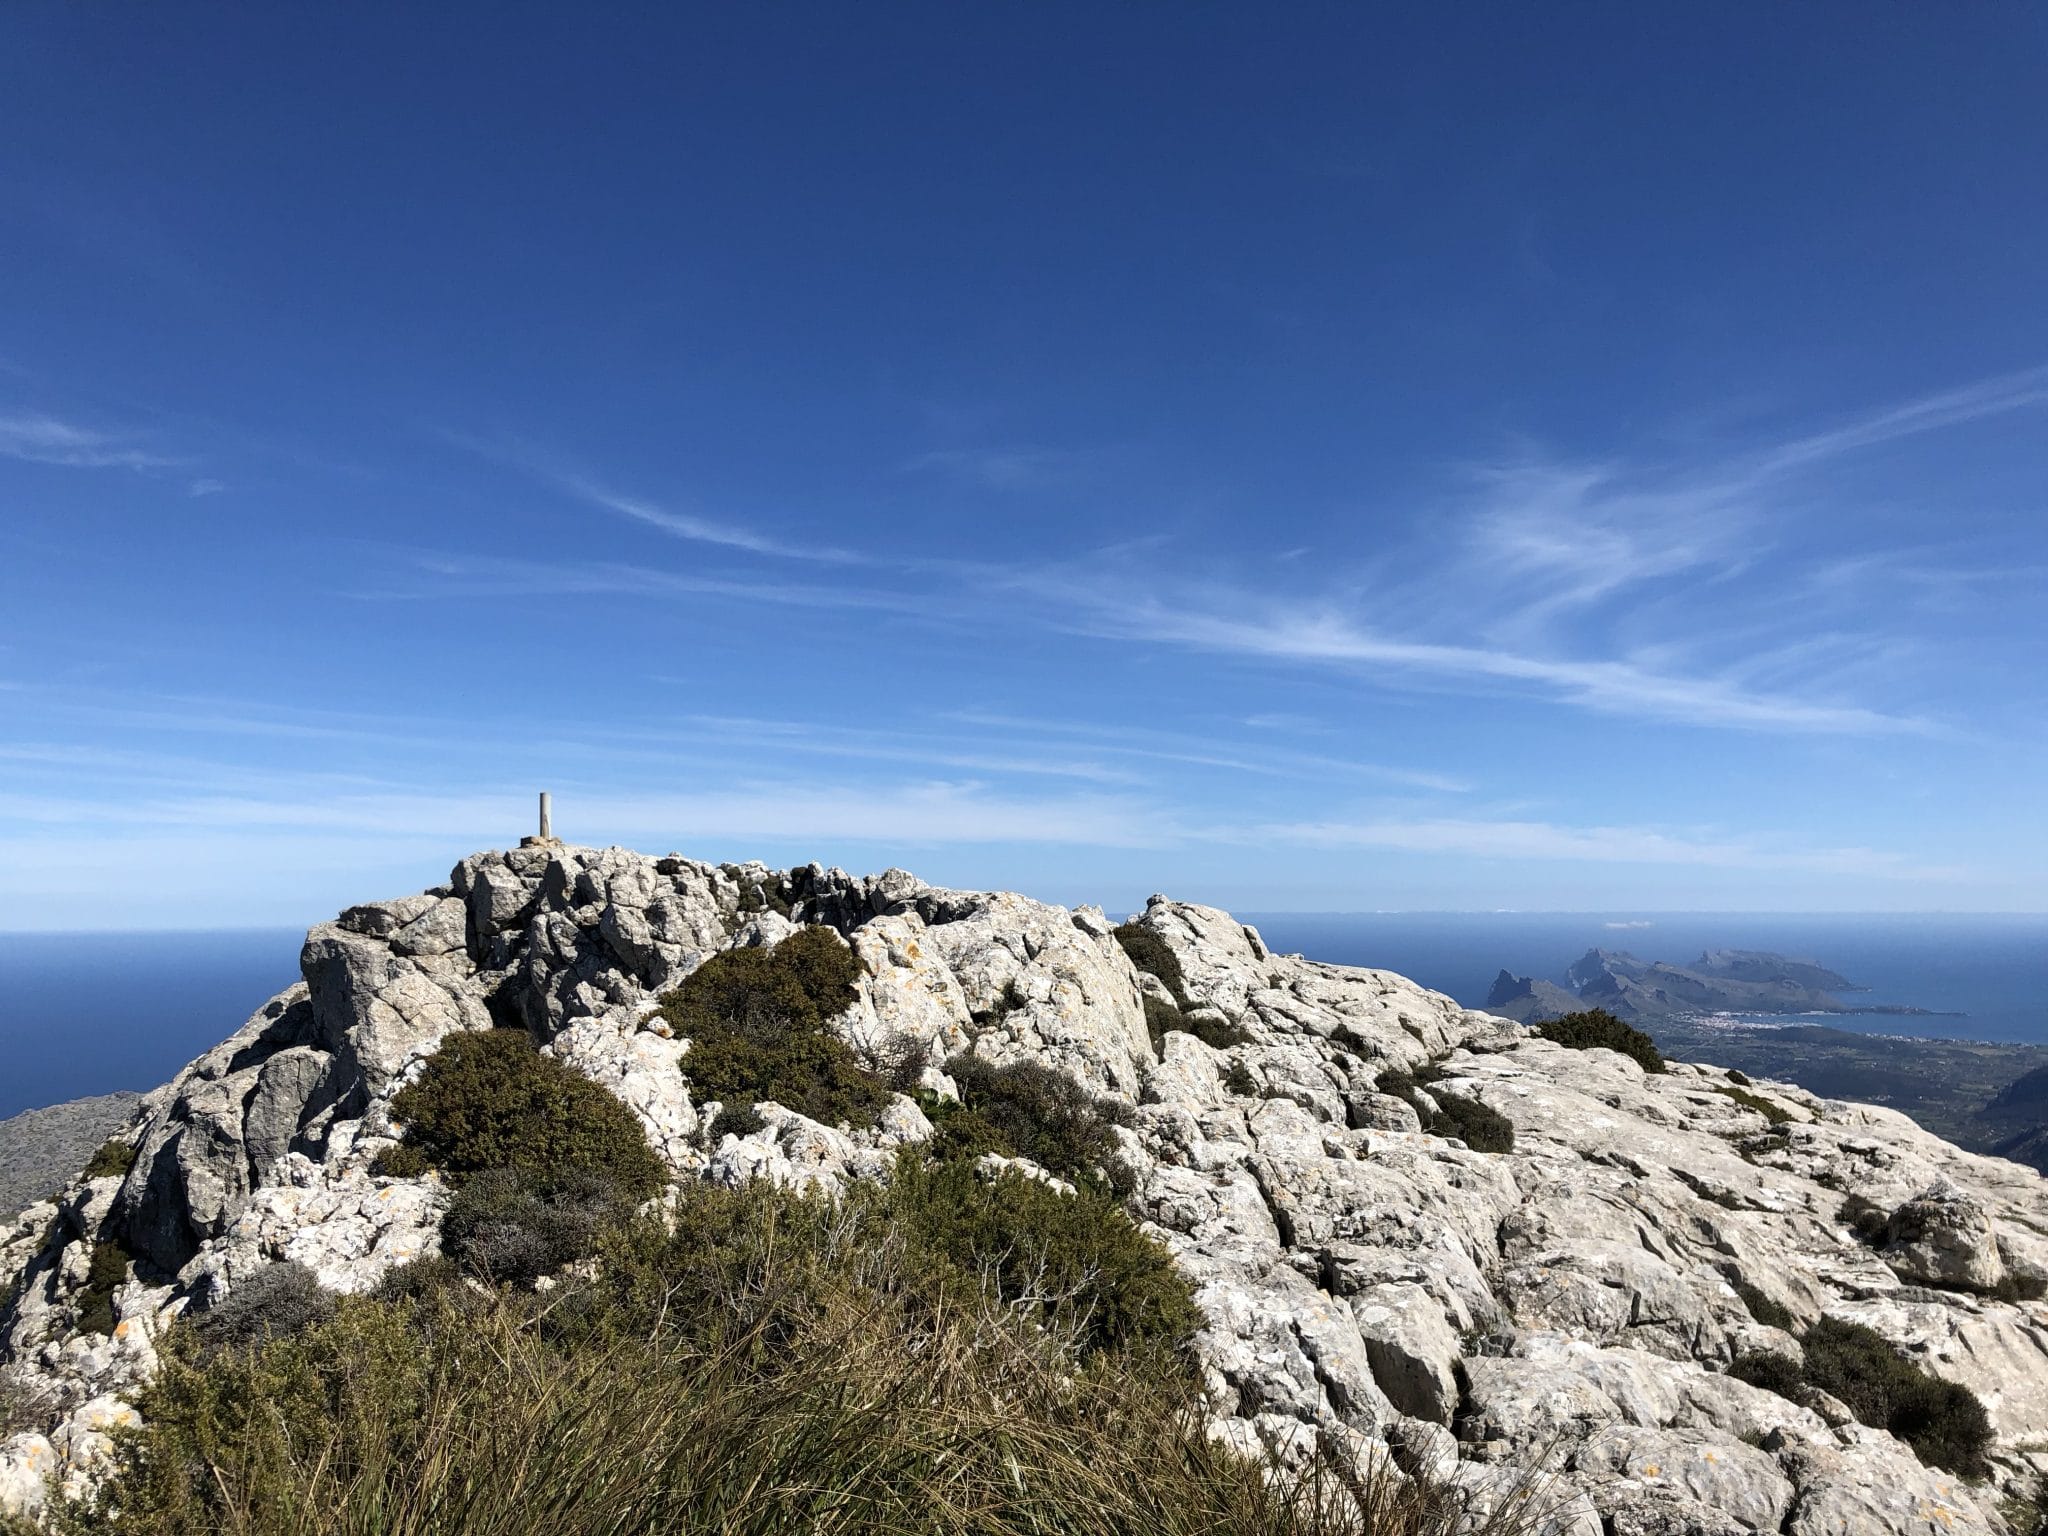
[887, 1155, 1201, 1358]
[1223, 1060, 1259, 1097]
[1716, 1084, 1792, 1126]
[379, 1029, 664, 1200]
[660, 927, 887, 1131]
[82, 1139, 137, 1181]
[929, 1054, 1133, 1185]
[1112, 923, 1187, 1003]
[1142, 993, 1187, 1053]
[660, 925, 861, 1040]
[51, 1173, 1489, 1536]
[441, 1166, 635, 1284]
[1727, 1069, 1752, 1087]
[1187, 1014, 1251, 1050]
[1802, 1316, 1992, 1478]
[1727, 1350, 1804, 1399]
[1377, 1066, 1515, 1154]
[1534, 1010, 1666, 1073]
[1728, 1276, 1794, 1331]
[1992, 1270, 2048, 1303]
[76, 1240, 131, 1336]
[192, 1262, 335, 1352]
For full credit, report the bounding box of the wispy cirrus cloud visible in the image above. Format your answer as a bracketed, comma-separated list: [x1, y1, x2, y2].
[1236, 816, 1970, 881]
[902, 445, 1094, 491]
[0, 413, 184, 471]
[442, 430, 865, 563]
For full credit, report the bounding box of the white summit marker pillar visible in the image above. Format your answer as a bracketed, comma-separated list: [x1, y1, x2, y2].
[523, 792, 560, 849]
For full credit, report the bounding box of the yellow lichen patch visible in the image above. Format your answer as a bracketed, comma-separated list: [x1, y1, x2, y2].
[1639, 1462, 1661, 1479]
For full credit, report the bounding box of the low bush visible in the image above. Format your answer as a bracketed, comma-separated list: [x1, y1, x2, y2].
[889, 1155, 1200, 1357]
[1187, 1014, 1251, 1050]
[1377, 1066, 1515, 1154]
[660, 927, 888, 1131]
[441, 1166, 635, 1284]
[377, 1029, 664, 1200]
[192, 1262, 335, 1352]
[1223, 1060, 1259, 1097]
[82, 1139, 137, 1181]
[1802, 1316, 1992, 1478]
[1715, 1084, 1792, 1126]
[1727, 1349, 1804, 1398]
[1142, 993, 1188, 1053]
[1534, 1010, 1666, 1074]
[1837, 1193, 1891, 1245]
[1112, 922, 1187, 999]
[929, 1054, 1133, 1185]
[76, 1240, 131, 1336]
[1728, 1276, 1794, 1331]
[1727, 1069, 1753, 1087]
[1730, 1316, 1993, 1479]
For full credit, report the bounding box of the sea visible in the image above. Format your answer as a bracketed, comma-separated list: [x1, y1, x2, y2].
[1, 914, 2044, 1122]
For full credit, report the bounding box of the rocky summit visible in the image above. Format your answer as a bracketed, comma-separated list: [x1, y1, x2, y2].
[4, 845, 2046, 1532]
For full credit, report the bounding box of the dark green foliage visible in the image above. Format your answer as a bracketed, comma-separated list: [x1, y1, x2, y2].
[1141, 993, 1188, 1053]
[1426, 1091, 1515, 1154]
[82, 1139, 137, 1181]
[1728, 1276, 1794, 1331]
[1534, 1010, 1666, 1074]
[1727, 1069, 1753, 1087]
[441, 1166, 635, 1284]
[380, 1029, 664, 1199]
[659, 927, 887, 1131]
[1837, 1193, 1892, 1245]
[1223, 1060, 1259, 1097]
[1112, 923, 1187, 1003]
[708, 1100, 767, 1139]
[1727, 1350, 1804, 1398]
[1802, 1316, 1992, 1478]
[660, 925, 861, 1041]
[927, 1054, 1134, 1186]
[1716, 1084, 1792, 1125]
[887, 1156, 1203, 1357]
[1187, 1014, 1251, 1050]
[193, 1263, 335, 1352]
[1377, 1066, 1515, 1154]
[50, 1166, 1500, 1536]
[76, 1240, 131, 1336]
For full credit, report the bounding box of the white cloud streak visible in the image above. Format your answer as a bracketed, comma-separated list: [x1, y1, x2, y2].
[0, 413, 182, 470]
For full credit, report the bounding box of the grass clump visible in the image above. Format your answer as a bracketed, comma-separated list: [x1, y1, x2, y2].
[76, 1240, 131, 1336]
[926, 1054, 1134, 1187]
[660, 926, 889, 1131]
[1377, 1065, 1515, 1154]
[376, 1028, 664, 1200]
[47, 1171, 1543, 1536]
[82, 1138, 137, 1181]
[1534, 1009, 1666, 1073]
[1715, 1083, 1792, 1125]
[1728, 1316, 1993, 1479]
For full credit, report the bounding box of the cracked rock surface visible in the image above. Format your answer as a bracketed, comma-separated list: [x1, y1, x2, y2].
[4, 844, 2044, 1532]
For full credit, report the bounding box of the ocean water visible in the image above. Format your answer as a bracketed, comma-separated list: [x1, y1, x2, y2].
[1, 915, 2044, 1121]
[1245, 912, 2048, 1046]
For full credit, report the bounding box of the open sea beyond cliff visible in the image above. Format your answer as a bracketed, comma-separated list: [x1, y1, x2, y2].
[0, 913, 2044, 1122]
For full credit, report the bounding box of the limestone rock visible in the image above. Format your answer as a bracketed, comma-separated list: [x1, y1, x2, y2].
[5, 846, 2046, 1532]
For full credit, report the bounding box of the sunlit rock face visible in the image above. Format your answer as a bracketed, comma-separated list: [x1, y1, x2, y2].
[4, 844, 2045, 1532]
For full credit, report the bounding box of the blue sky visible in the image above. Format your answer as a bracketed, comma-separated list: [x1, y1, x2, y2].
[4, 3, 2047, 928]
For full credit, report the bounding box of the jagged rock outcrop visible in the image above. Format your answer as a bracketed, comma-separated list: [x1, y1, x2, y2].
[4, 844, 2045, 1533]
